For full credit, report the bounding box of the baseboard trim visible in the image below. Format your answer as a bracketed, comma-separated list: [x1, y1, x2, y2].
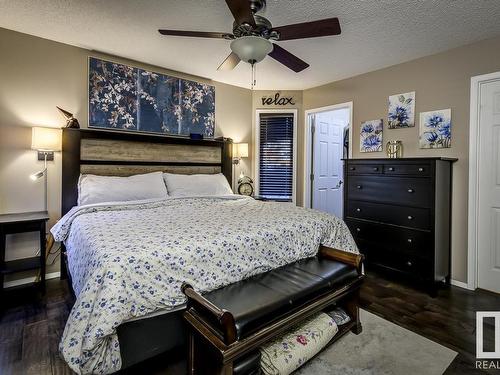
[451, 279, 474, 290]
[3, 271, 61, 288]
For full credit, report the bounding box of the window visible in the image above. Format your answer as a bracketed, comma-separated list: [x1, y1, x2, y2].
[256, 110, 297, 202]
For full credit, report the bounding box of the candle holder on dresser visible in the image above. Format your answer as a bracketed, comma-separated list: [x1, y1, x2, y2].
[386, 140, 403, 158]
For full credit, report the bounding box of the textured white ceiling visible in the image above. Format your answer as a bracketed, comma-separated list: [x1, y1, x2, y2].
[1, 0, 500, 89]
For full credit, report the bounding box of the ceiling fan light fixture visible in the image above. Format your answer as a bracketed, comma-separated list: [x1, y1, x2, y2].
[230, 36, 273, 64]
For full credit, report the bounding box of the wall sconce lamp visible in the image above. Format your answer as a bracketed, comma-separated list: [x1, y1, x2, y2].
[232, 143, 249, 165]
[31, 126, 62, 162]
[30, 127, 62, 211]
[232, 143, 249, 191]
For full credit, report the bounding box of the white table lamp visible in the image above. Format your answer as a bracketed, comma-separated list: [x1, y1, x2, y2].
[30, 127, 62, 211]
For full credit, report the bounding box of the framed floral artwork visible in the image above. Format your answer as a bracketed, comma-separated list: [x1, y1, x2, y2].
[388, 91, 415, 128]
[419, 109, 451, 148]
[88, 57, 215, 137]
[360, 119, 383, 152]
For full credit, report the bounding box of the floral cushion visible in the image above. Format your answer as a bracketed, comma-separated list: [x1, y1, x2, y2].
[260, 313, 338, 375]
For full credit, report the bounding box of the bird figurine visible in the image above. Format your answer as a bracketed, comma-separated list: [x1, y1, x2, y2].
[56, 106, 80, 128]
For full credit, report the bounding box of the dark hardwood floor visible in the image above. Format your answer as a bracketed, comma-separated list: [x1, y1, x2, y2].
[360, 270, 500, 375]
[0, 271, 499, 374]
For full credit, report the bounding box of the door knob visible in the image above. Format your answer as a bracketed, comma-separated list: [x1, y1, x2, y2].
[388, 167, 394, 171]
[407, 238, 413, 243]
[407, 188, 414, 193]
[356, 208, 361, 212]
[356, 228, 361, 232]
[407, 215, 413, 220]
[406, 261, 413, 267]
[356, 185, 362, 189]
[418, 167, 424, 172]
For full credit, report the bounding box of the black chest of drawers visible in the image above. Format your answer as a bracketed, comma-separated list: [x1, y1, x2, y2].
[343, 158, 456, 287]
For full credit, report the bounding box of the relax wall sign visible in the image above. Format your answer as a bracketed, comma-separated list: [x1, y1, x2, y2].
[261, 93, 296, 106]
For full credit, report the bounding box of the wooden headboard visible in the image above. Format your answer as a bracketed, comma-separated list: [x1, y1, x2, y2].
[61, 128, 233, 216]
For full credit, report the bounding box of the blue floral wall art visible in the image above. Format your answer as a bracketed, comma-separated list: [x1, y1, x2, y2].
[360, 119, 383, 152]
[388, 91, 415, 129]
[88, 57, 215, 137]
[419, 109, 451, 149]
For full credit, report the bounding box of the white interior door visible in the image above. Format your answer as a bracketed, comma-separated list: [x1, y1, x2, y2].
[312, 111, 345, 217]
[478, 79, 500, 294]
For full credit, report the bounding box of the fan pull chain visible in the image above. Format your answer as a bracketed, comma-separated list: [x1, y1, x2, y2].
[251, 62, 256, 89]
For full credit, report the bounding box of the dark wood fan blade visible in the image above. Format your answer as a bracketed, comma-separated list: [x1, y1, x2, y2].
[273, 18, 341, 41]
[225, 0, 256, 27]
[268, 44, 309, 72]
[158, 29, 231, 39]
[217, 52, 241, 71]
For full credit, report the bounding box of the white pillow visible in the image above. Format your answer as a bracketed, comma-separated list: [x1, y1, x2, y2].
[78, 171, 168, 206]
[163, 173, 233, 197]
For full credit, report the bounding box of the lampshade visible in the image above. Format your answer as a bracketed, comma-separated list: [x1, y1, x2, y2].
[230, 36, 273, 64]
[233, 143, 249, 158]
[31, 127, 62, 151]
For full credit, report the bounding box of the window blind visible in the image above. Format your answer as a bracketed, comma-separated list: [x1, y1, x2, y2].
[258, 112, 294, 201]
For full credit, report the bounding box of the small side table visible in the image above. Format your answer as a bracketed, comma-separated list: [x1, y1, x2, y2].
[0, 211, 49, 295]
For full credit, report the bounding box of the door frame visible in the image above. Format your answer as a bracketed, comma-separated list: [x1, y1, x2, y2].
[254, 108, 298, 203]
[303, 102, 353, 209]
[468, 71, 500, 290]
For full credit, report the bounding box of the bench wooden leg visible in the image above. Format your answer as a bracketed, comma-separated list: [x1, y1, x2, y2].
[351, 321, 363, 335]
[188, 330, 195, 375]
[344, 289, 363, 335]
[188, 329, 234, 374]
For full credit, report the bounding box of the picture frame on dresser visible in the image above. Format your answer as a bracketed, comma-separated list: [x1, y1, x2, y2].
[343, 158, 457, 295]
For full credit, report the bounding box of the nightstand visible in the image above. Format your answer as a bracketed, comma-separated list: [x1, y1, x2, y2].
[0, 211, 49, 295]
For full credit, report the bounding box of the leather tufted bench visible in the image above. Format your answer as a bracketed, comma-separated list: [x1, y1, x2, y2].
[182, 246, 364, 375]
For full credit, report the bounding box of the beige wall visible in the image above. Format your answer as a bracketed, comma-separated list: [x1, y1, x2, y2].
[3, 25, 500, 284]
[303, 36, 500, 283]
[0, 28, 252, 282]
[251, 90, 303, 203]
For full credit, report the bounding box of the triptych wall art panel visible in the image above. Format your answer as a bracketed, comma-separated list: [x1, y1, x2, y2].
[388, 91, 415, 129]
[360, 90, 452, 153]
[360, 119, 383, 152]
[419, 109, 451, 148]
[88, 57, 215, 137]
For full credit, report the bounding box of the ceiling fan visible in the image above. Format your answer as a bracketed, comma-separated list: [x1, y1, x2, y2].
[158, 0, 341, 74]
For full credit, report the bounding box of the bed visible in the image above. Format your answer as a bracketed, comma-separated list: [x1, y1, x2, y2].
[57, 128, 359, 375]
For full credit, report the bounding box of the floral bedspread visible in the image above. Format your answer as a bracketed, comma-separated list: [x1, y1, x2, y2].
[51, 196, 358, 374]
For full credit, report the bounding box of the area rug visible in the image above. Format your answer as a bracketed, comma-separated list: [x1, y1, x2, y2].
[295, 309, 457, 375]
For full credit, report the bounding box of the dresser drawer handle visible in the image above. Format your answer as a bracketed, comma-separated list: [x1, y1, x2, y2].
[349, 167, 356, 171]
[388, 167, 394, 171]
[418, 167, 424, 172]
[406, 261, 413, 267]
[356, 208, 361, 212]
[373, 167, 379, 171]
[407, 215, 413, 220]
[407, 238, 413, 243]
[407, 188, 414, 193]
[356, 185, 362, 189]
